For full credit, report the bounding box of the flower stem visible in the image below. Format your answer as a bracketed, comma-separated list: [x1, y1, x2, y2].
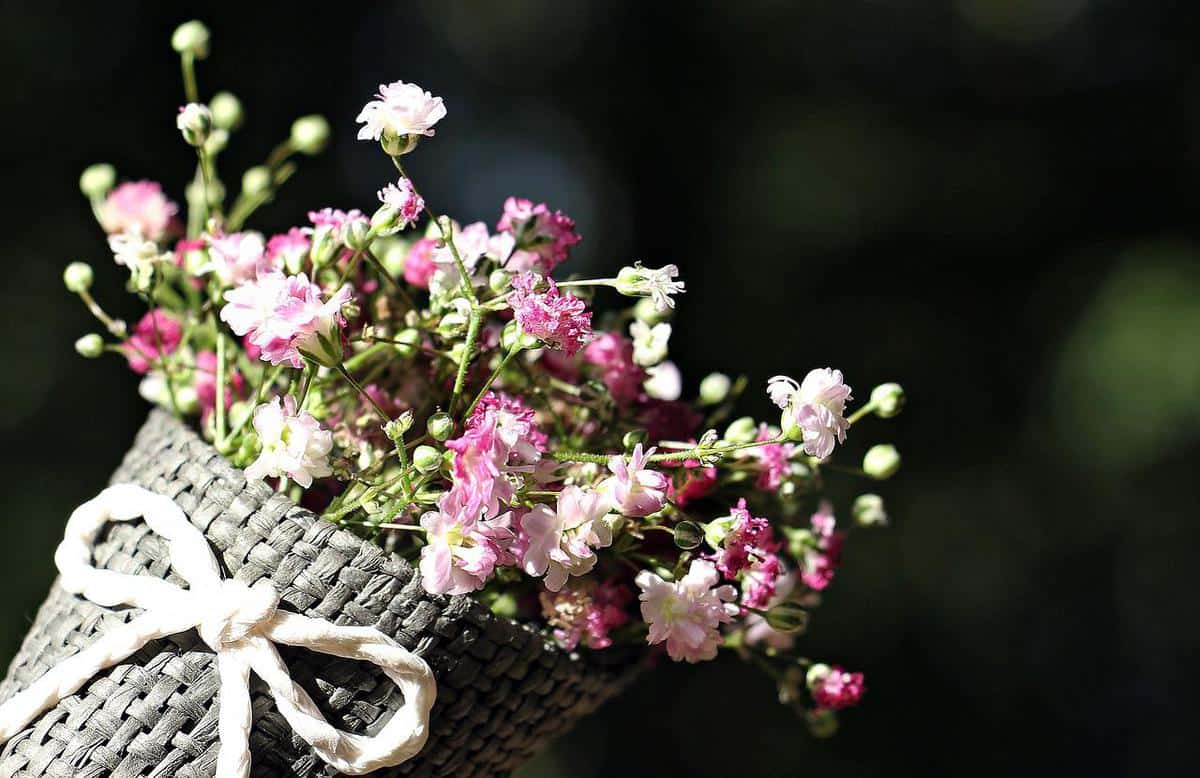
[450, 308, 483, 414]
[215, 330, 228, 446]
[335, 362, 390, 423]
[180, 52, 199, 103]
[846, 401, 876, 426]
[462, 347, 520, 420]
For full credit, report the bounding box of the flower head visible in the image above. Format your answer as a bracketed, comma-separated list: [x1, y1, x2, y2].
[599, 444, 669, 517]
[509, 272, 592, 355]
[355, 80, 446, 148]
[123, 310, 182, 374]
[706, 499, 776, 580]
[403, 237, 439, 288]
[809, 666, 866, 710]
[265, 228, 311, 274]
[630, 320, 671, 367]
[206, 231, 278, 286]
[468, 391, 547, 462]
[614, 262, 685, 311]
[220, 272, 353, 368]
[418, 490, 514, 595]
[98, 181, 178, 241]
[375, 177, 425, 233]
[430, 222, 514, 296]
[768, 368, 852, 459]
[109, 231, 170, 289]
[540, 580, 631, 651]
[636, 559, 738, 663]
[496, 197, 581, 274]
[799, 501, 845, 591]
[245, 395, 333, 487]
[519, 486, 616, 591]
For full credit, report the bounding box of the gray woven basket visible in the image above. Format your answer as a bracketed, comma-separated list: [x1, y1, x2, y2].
[0, 409, 639, 777]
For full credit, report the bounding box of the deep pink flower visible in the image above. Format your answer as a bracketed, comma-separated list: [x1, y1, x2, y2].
[496, 197, 581, 274]
[741, 551, 783, 610]
[266, 228, 311, 272]
[468, 391, 548, 462]
[668, 459, 718, 507]
[709, 499, 776, 580]
[811, 667, 866, 710]
[800, 501, 845, 591]
[582, 332, 645, 406]
[123, 310, 182, 374]
[509, 272, 592, 356]
[403, 237, 438, 288]
[599, 444, 669, 517]
[98, 180, 178, 241]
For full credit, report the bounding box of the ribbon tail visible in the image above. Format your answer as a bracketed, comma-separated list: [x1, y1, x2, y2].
[214, 648, 253, 778]
[0, 610, 177, 741]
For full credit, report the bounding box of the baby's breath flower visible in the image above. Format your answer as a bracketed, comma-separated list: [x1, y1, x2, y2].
[245, 396, 334, 488]
[74, 333, 104, 358]
[63, 262, 94, 293]
[209, 92, 243, 130]
[79, 164, 115, 199]
[629, 320, 670, 366]
[862, 444, 900, 480]
[355, 80, 446, 155]
[171, 20, 210, 58]
[176, 103, 212, 146]
[615, 262, 685, 311]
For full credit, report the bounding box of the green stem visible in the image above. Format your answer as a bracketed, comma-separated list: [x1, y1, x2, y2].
[180, 52, 198, 103]
[846, 401, 877, 426]
[335, 363, 391, 423]
[462, 348, 520, 420]
[450, 309, 483, 414]
[215, 330, 228, 446]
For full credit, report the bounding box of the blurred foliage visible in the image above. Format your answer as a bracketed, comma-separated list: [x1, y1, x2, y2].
[0, 1, 1197, 776]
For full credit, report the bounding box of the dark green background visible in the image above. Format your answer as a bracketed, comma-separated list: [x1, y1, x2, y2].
[1, 2, 1197, 776]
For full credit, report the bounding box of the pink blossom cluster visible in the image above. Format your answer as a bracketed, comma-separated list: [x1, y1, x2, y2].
[540, 580, 631, 651]
[810, 666, 866, 710]
[496, 197, 581, 274]
[636, 560, 738, 663]
[799, 501, 845, 591]
[220, 272, 352, 368]
[123, 310, 182, 374]
[98, 180, 179, 241]
[709, 499, 777, 580]
[583, 332, 646, 406]
[508, 272, 592, 355]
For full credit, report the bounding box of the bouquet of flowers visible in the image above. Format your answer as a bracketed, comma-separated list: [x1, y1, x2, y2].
[13, 19, 906, 775]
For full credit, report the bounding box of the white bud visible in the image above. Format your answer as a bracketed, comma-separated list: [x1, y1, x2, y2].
[852, 494, 888, 527]
[870, 383, 905, 418]
[79, 164, 115, 199]
[698, 372, 732, 406]
[413, 445, 442, 473]
[63, 262, 94, 293]
[724, 416, 758, 445]
[74, 334, 104, 358]
[862, 444, 901, 480]
[242, 166, 272, 197]
[176, 103, 212, 147]
[209, 91, 243, 130]
[171, 20, 210, 58]
[291, 115, 331, 155]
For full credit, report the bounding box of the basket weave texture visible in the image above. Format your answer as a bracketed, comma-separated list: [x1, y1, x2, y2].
[0, 409, 638, 777]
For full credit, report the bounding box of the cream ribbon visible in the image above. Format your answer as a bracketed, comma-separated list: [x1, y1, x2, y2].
[0, 484, 436, 777]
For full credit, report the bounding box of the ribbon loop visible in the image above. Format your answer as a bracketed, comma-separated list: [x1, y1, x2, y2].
[0, 485, 436, 777]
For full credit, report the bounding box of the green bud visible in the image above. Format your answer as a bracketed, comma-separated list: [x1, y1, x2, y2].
[672, 520, 704, 550]
[488, 269, 512, 295]
[724, 416, 758, 445]
[438, 311, 468, 338]
[391, 328, 420, 359]
[209, 91, 243, 130]
[383, 411, 414, 443]
[345, 219, 371, 251]
[622, 429, 649, 451]
[500, 320, 540, 351]
[870, 382, 905, 418]
[370, 204, 401, 236]
[63, 262, 94, 293]
[784, 526, 815, 560]
[633, 296, 671, 325]
[171, 20, 210, 58]
[309, 225, 338, 268]
[765, 601, 808, 634]
[203, 129, 229, 155]
[74, 333, 104, 358]
[242, 166, 272, 197]
[852, 493, 888, 527]
[698, 372, 732, 406]
[291, 115, 331, 155]
[380, 130, 420, 157]
[805, 708, 839, 739]
[79, 164, 115, 199]
[488, 591, 519, 618]
[427, 412, 453, 441]
[862, 444, 901, 480]
[806, 663, 832, 690]
[704, 515, 737, 549]
[413, 445, 442, 473]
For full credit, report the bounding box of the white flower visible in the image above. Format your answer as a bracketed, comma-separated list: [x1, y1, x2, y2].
[614, 262, 685, 311]
[635, 559, 738, 663]
[643, 361, 682, 401]
[109, 230, 170, 290]
[176, 102, 212, 146]
[768, 368, 852, 459]
[355, 80, 447, 142]
[245, 396, 333, 487]
[630, 320, 671, 366]
[519, 486, 616, 591]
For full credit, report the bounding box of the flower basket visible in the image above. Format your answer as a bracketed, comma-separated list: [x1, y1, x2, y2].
[0, 409, 640, 777]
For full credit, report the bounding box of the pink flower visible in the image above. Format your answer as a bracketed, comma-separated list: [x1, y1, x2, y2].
[582, 332, 645, 406]
[123, 310, 182, 374]
[308, 207, 367, 235]
[220, 272, 353, 368]
[599, 444, 669, 517]
[519, 486, 615, 591]
[810, 666, 866, 710]
[741, 551, 783, 610]
[193, 350, 246, 424]
[98, 181, 178, 241]
[540, 580, 631, 651]
[206, 231, 279, 286]
[266, 228, 311, 273]
[356, 80, 446, 142]
[495, 197, 581, 274]
[376, 177, 424, 229]
[468, 391, 547, 462]
[244, 396, 333, 488]
[800, 501, 845, 591]
[403, 237, 438, 288]
[636, 559, 738, 663]
[708, 499, 776, 580]
[768, 369, 852, 459]
[418, 490, 515, 595]
[754, 423, 796, 491]
[668, 459, 718, 507]
[509, 272, 592, 356]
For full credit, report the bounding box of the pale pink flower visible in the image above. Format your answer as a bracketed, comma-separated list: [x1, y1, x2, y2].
[206, 231, 278, 286]
[582, 332, 644, 404]
[768, 368, 852, 459]
[519, 486, 616, 591]
[599, 444, 669, 517]
[445, 411, 512, 517]
[403, 237, 438, 288]
[539, 580, 631, 651]
[307, 207, 367, 236]
[468, 391, 547, 463]
[244, 396, 333, 488]
[743, 570, 799, 650]
[810, 666, 866, 710]
[376, 177, 425, 229]
[741, 551, 783, 610]
[356, 80, 446, 141]
[495, 197, 581, 274]
[644, 361, 682, 401]
[636, 559, 738, 663]
[265, 228, 311, 273]
[509, 272, 592, 356]
[220, 272, 352, 368]
[753, 423, 795, 491]
[123, 309, 182, 374]
[98, 181, 178, 241]
[418, 490, 515, 595]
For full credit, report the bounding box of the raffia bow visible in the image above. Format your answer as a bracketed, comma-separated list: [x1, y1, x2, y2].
[0, 484, 436, 777]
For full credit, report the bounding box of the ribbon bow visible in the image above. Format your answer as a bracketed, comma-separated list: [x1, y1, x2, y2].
[0, 484, 436, 777]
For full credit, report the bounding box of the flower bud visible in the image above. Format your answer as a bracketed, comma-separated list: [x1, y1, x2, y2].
[806, 663, 831, 689]
[698, 372, 732, 406]
[171, 20, 210, 58]
[622, 429, 648, 451]
[74, 333, 104, 358]
[209, 91, 243, 130]
[672, 520, 704, 550]
[805, 708, 839, 739]
[427, 412, 453, 442]
[438, 311, 468, 338]
[784, 527, 815, 560]
[852, 494, 888, 527]
[724, 416, 758, 445]
[380, 130, 420, 157]
[704, 515, 737, 549]
[870, 382, 905, 418]
[79, 164, 115, 199]
[241, 166, 272, 197]
[633, 296, 671, 325]
[370, 204, 401, 236]
[345, 219, 372, 251]
[413, 445, 442, 473]
[862, 444, 900, 480]
[488, 269, 512, 295]
[391, 328, 420, 359]
[384, 411, 414, 443]
[291, 115, 331, 155]
[309, 225, 338, 268]
[765, 601, 809, 634]
[203, 128, 229, 155]
[501, 319, 540, 352]
[176, 103, 212, 147]
[63, 262, 94, 293]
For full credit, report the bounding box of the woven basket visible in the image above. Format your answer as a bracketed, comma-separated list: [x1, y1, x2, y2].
[0, 409, 639, 777]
